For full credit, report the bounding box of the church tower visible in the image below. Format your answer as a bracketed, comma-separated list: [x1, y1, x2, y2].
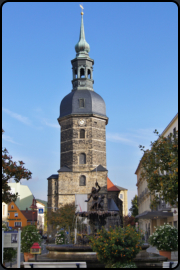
[47, 12, 108, 212]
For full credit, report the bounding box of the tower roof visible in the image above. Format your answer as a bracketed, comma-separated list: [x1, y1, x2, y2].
[59, 90, 107, 119]
[75, 13, 90, 57]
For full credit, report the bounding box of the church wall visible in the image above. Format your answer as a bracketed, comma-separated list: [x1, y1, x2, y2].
[60, 116, 107, 170]
[57, 171, 108, 209]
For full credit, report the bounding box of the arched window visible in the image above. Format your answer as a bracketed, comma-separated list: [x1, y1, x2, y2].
[79, 153, 86, 164]
[79, 175, 86, 186]
[80, 129, 85, 138]
[74, 68, 77, 79]
[80, 68, 85, 78]
[88, 69, 91, 79]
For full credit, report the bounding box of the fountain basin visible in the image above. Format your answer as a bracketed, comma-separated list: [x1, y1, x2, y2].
[34, 244, 105, 268]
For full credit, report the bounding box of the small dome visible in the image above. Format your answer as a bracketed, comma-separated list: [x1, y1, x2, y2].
[59, 90, 106, 118]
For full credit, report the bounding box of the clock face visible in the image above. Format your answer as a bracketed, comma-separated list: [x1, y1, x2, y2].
[78, 119, 86, 126]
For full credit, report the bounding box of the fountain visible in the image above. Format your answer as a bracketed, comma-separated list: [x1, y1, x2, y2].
[28, 181, 168, 268]
[28, 181, 119, 268]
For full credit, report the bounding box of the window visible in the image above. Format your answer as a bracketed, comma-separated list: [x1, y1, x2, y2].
[14, 213, 18, 217]
[79, 175, 86, 186]
[80, 68, 85, 78]
[14, 222, 21, 227]
[11, 205, 14, 209]
[88, 69, 91, 79]
[79, 99, 85, 108]
[120, 194, 123, 199]
[173, 127, 176, 139]
[174, 221, 177, 229]
[74, 68, 77, 79]
[80, 129, 85, 138]
[79, 153, 86, 164]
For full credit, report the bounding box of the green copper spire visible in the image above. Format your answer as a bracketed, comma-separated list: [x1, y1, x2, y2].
[75, 12, 90, 57]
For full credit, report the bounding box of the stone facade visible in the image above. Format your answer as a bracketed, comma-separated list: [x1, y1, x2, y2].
[60, 116, 107, 171]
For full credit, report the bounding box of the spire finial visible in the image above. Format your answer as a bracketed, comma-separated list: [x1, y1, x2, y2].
[80, 4, 84, 15]
[75, 5, 90, 56]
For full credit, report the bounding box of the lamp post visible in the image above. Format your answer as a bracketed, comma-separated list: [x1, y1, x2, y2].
[30, 197, 38, 225]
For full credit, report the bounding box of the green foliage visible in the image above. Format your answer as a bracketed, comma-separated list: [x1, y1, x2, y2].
[55, 230, 66, 245]
[139, 129, 178, 208]
[47, 202, 77, 231]
[2, 222, 17, 263]
[149, 224, 178, 252]
[88, 225, 143, 266]
[110, 262, 137, 268]
[2, 130, 32, 203]
[21, 225, 41, 253]
[129, 195, 138, 219]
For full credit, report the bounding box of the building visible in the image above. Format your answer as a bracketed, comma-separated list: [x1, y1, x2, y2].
[2, 202, 8, 224]
[107, 177, 128, 216]
[47, 12, 122, 235]
[135, 113, 178, 237]
[8, 201, 28, 229]
[36, 199, 47, 233]
[7, 200, 38, 229]
[8, 182, 34, 210]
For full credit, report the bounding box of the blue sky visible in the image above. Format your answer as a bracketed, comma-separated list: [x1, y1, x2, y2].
[2, 2, 178, 211]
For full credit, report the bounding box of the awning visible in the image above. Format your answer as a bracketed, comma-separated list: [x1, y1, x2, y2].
[135, 211, 173, 220]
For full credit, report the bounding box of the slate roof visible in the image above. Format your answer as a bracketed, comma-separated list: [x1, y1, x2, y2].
[57, 166, 72, 172]
[59, 90, 107, 119]
[47, 174, 58, 180]
[108, 198, 119, 212]
[21, 210, 37, 221]
[91, 165, 108, 172]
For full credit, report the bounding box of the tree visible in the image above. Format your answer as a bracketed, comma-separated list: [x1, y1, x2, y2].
[123, 214, 136, 227]
[129, 195, 138, 219]
[139, 129, 178, 209]
[2, 129, 32, 203]
[47, 202, 77, 231]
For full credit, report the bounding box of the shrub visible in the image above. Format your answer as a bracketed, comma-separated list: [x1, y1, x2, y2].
[88, 225, 142, 266]
[55, 230, 66, 245]
[110, 262, 137, 268]
[21, 225, 41, 253]
[149, 224, 178, 251]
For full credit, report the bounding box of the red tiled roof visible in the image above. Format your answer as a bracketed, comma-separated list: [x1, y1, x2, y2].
[21, 210, 37, 221]
[107, 177, 120, 191]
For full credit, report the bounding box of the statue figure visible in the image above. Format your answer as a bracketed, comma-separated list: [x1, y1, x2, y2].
[85, 181, 104, 211]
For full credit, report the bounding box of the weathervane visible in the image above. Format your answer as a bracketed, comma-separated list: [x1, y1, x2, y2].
[80, 4, 84, 15]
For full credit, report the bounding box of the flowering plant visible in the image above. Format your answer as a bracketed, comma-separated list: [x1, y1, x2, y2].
[21, 225, 41, 253]
[149, 224, 178, 251]
[55, 230, 67, 245]
[88, 225, 143, 267]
